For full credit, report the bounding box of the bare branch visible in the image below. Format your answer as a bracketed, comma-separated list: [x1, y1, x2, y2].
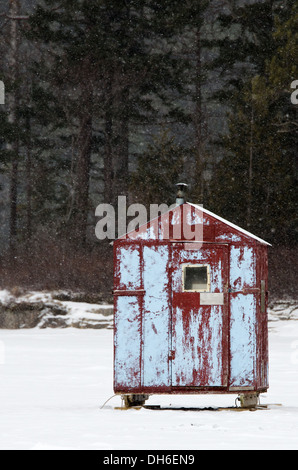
[273, 121, 298, 128]
[0, 12, 29, 20]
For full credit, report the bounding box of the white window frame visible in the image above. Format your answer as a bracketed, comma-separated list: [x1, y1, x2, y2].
[182, 264, 211, 293]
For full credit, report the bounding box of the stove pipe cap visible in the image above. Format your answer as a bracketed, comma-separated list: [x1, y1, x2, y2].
[176, 183, 188, 205]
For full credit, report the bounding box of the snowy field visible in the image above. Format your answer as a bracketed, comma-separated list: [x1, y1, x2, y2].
[0, 311, 298, 450]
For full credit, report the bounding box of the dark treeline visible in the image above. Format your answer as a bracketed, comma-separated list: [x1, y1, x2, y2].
[0, 0, 297, 298]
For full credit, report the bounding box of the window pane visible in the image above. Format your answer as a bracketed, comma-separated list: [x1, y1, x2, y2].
[184, 266, 208, 291]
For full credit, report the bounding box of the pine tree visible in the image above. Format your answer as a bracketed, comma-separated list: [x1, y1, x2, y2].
[6, 0, 21, 255]
[26, 0, 210, 244]
[210, 0, 280, 103]
[0, 0, 62, 250]
[209, 0, 298, 245]
[130, 128, 185, 209]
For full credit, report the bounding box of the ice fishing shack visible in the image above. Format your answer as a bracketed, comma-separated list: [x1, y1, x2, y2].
[113, 185, 269, 408]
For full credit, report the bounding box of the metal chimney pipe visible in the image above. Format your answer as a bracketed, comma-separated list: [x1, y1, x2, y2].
[176, 183, 188, 205]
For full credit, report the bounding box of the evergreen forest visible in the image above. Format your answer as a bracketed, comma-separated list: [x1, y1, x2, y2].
[0, 0, 297, 299]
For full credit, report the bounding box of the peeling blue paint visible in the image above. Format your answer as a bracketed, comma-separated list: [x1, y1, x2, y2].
[114, 296, 141, 388]
[118, 246, 141, 289]
[172, 305, 223, 387]
[114, 203, 268, 396]
[230, 246, 255, 290]
[230, 293, 256, 387]
[143, 245, 170, 387]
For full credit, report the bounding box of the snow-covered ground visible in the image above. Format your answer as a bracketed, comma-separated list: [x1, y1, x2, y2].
[0, 302, 298, 449]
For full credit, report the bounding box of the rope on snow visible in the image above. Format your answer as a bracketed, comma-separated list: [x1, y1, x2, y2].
[100, 394, 118, 409]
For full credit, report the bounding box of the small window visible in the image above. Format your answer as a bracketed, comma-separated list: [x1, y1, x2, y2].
[183, 265, 210, 292]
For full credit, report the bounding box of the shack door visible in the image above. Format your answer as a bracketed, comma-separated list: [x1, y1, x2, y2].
[171, 244, 229, 388]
